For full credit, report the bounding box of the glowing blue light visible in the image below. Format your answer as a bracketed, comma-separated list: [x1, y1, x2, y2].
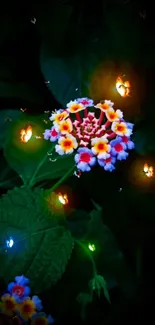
[6, 237, 14, 248]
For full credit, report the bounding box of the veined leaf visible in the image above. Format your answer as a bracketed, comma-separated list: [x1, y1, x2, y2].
[0, 187, 74, 293]
[4, 114, 74, 186]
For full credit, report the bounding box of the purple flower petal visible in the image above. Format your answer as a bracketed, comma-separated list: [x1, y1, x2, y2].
[15, 276, 29, 286]
[77, 162, 91, 172]
[32, 295, 43, 311]
[24, 286, 31, 296]
[104, 163, 115, 172]
[89, 156, 96, 166]
[117, 151, 128, 160]
[7, 282, 15, 293]
[127, 140, 134, 150]
[74, 153, 80, 163]
[98, 159, 105, 167]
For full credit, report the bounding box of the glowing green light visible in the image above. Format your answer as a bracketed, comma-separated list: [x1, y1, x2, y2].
[88, 243, 96, 251]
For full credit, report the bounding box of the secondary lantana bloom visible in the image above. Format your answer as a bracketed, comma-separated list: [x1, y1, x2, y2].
[55, 134, 78, 155]
[75, 147, 96, 172]
[91, 136, 111, 159]
[49, 109, 69, 124]
[0, 275, 54, 323]
[111, 121, 132, 137]
[43, 97, 134, 173]
[43, 126, 60, 142]
[98, 156, 116, 172]
[95, 100, 114, 112]
[67, 100, 85, 113]
[55, 118, 73, 134]
[7, 275, 30, 302]
[111, 137, 129, 160]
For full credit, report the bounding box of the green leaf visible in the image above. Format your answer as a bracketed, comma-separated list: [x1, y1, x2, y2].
[89, 274, 110, 303]
[0, 187, 74, 293]
[3, 114, 74, 186]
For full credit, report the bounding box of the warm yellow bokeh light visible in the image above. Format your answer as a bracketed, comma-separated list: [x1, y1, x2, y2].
[116, 76, 131, 97]
[143, 163, 153, 178]
[58, 193, 69, 205]
[20, 125, 32, 143]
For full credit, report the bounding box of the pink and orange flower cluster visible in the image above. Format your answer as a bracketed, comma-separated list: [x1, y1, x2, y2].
[43, 98, 134, 172]
[0, 275, 54, 324]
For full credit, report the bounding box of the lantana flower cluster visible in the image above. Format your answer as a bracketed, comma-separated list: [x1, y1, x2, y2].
[0, 275, 54, 324]
[43, 98, 134, 172]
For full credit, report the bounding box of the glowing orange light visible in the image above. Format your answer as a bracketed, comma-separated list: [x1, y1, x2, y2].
[143, 163, 153, 178]
[116, 76, 131, 97]
[20, 125, 32, 143]
[58, 193, 69, 205]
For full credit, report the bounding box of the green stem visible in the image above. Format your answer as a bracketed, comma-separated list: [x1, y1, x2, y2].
[50, 165, 75, 192]
[28, 146, 55, 187]
[75, 239, 97, 276]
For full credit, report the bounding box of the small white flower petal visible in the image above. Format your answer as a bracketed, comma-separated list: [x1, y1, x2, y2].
[55, 145, 64, 155]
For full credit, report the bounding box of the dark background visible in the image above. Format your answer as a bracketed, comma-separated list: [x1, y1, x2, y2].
[0, 1, 155, 324]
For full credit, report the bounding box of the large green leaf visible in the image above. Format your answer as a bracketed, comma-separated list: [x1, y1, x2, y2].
[0, 187, 74, 292]
[4, 114, 74, 186]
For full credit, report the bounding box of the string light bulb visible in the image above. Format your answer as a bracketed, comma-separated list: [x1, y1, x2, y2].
[58, 193, 69, 205]
[6, 237, 14, 248]
[116, 75, 131, 97]
[88, 243, 96, 252]
[143, 163, 153, 178]
[20, 125, 32, 143]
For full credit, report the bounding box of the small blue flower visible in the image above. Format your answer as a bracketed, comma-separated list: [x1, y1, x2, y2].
[110, 137, 128, 161]
[77, 97, 94, 107]
[14, 276, 29, 286]
[43, 126, 60, 142]
[120, 135, 134, 150]
[98, 156, 116, 172]
[32, 295, 43, 311]
[75, 147, 96, 172]
[126, 122, 134, 130]
[7, 276, 30, 302]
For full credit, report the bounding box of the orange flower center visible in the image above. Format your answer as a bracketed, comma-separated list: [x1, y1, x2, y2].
[109, 113, 115, 119]
[97, 143, 106, 150]
[101, 103, 109, 110]
[62, 125, 69, 130]
[58, 115, 64, 121]
[72, 104, 80, 112]
[117, 125, 125, 132]
[63, 140, 72, 148]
